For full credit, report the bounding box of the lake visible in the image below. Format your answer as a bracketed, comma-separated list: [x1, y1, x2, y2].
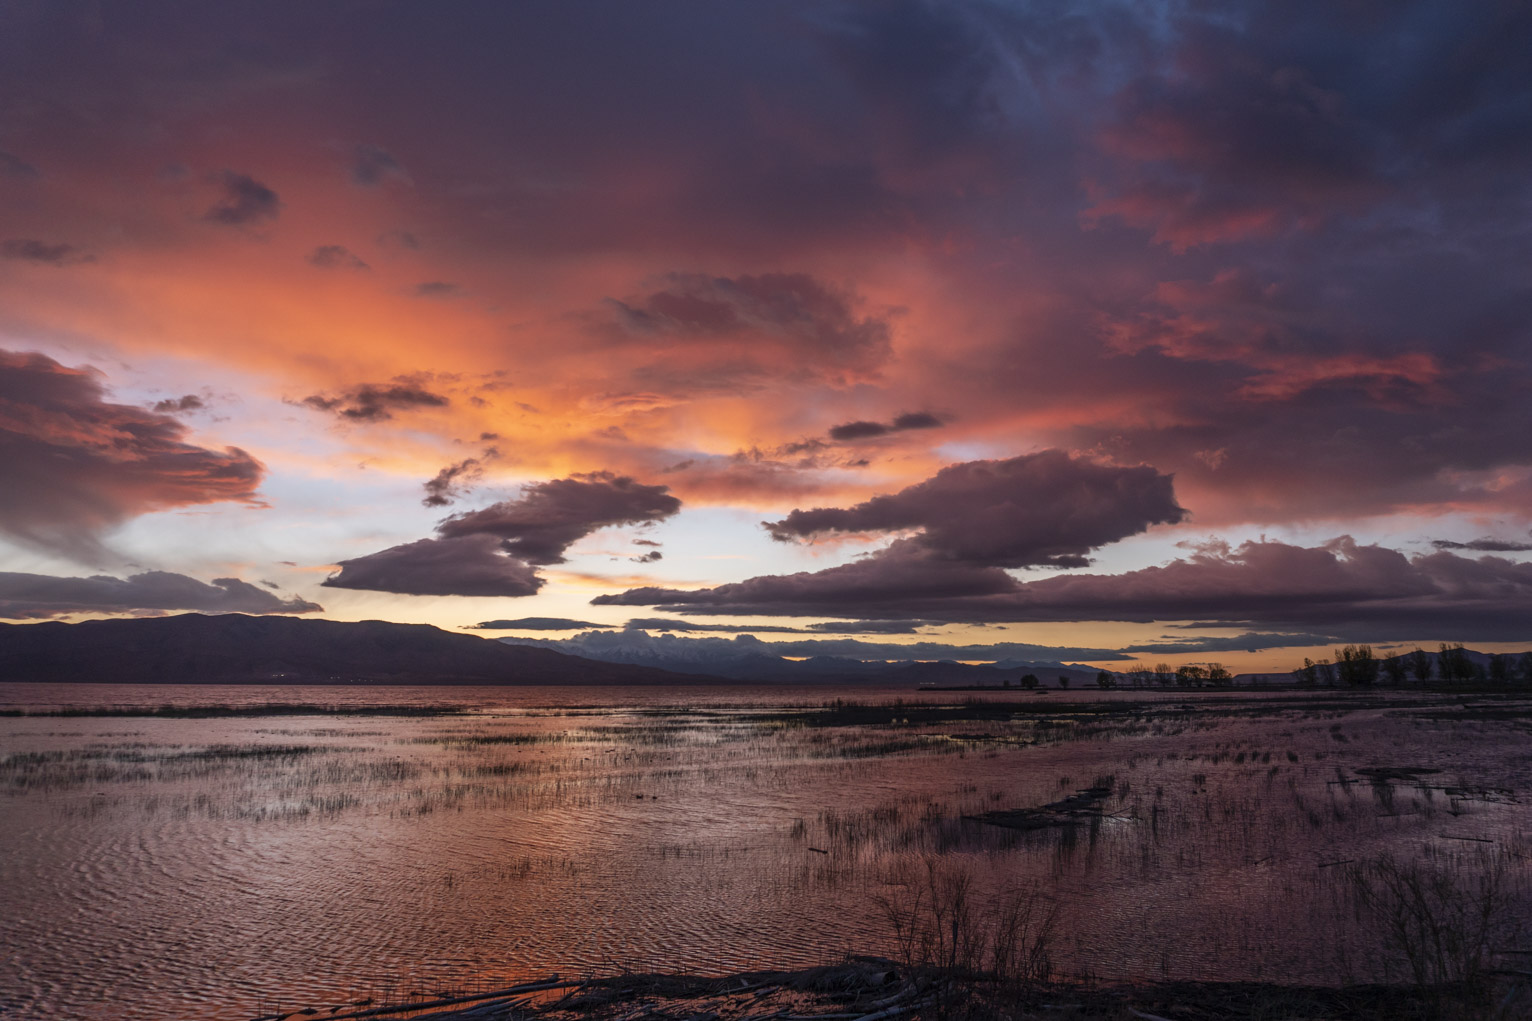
[2, 683, 1528, 1020]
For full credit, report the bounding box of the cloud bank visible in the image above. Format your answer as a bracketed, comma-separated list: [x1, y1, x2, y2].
[0, 571, 320, 619]
[600, 536, 1532, 640]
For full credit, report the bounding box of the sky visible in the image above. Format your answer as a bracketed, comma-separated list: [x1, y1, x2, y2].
[2, 0, 1530, 673]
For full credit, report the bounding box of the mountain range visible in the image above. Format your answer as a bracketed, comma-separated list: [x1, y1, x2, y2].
[0, 614, 715, 685]
[500, 629, 1111, 686]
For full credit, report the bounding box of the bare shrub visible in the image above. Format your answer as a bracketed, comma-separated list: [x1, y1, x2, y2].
[1345, 853, 1509, 991]
[878, 855, 1059, 987]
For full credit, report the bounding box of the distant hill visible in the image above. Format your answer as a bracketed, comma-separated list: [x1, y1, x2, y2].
[0, 614, 720, 685]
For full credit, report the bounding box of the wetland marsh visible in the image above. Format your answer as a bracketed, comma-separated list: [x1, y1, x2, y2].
[2, 684, 1529, 1020]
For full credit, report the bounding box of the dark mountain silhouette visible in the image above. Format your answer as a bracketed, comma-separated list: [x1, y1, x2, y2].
[0, 614, 721, 685]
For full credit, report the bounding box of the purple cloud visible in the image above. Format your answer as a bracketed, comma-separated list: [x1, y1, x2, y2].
[0, 350, 263, 560]
[323, 535, 543, 597]
[827, 412, 943, 442]
[328, 472, 682, 598]
[765, 451, 1185, 568]
[2, 239, 95, 266]
[308, 245, 370, 270]
[437, 471, 681, 565]
[299, 381, 450, 422]
[204, 172, 281, 226]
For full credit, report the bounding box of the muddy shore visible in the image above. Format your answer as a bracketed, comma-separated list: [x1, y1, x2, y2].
[249, 958, 1527, 1021]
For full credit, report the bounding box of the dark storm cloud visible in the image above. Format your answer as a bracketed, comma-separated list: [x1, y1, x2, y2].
[606, 272, 893, 380]
[151, 394, 204, 414]
[3, 0, 1531, 583]
[765, 451, 1185, 568]
[322, 535, 543, 598]
[0, 350, 263, 560]
[351, 144, 409, 186]
[813, 0, 1012, 160]
[1090, 29, 1383, 247]
[307, 245, 369, 270]
[1085, 4, 1532, 249]
[2, 239, 95, 266]
[465, 617, 613, 631]
[203, 172, 281, 226]
[298, 381, 450, 422]
[826, 412, 942, 442]
[437, 472, 681, 565]
[0, 570, 320, 619]
[599, 538, 1532, 639]
[1431, 537, 1532, 552]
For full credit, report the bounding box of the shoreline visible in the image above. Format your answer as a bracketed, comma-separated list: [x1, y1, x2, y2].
[242, 959, 1515, 1021]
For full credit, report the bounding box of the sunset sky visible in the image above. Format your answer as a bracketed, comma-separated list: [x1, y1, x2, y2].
[2, 1, 1530, 671]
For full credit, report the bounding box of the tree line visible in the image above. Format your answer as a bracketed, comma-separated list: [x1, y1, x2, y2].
[1292, 643, 1532, 687]
[1049, 663, 1234, 689]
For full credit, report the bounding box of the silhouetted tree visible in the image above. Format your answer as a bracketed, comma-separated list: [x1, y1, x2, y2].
[1295, 658, 1319, 686]
[1315, 658, 1336, 686]
[1438, 643, 1473, 684]
[1020, 673, 1038, 690]
[1382, 655, 1408, 686]
[1206, 663, 1232, 687]
[1176, 664, 1207, 687]
[1095, 670, 1115, 689]
[1334, 645, 1378, 686]
[1408, 647, 1433, 684]
[1153, 663, 1175, 686]
[1057, 675, 1070, 689]
[1489, 654, 1512, 685]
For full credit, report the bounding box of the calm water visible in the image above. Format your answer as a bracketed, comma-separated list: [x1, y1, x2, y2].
[2, 684, 1529, 1020]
